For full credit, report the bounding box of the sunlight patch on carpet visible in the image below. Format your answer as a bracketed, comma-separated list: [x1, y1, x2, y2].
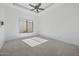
[32, 37, 48, 43]
[22, 37, 48, 47]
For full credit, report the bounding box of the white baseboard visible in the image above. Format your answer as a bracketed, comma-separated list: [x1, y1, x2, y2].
[38, 33, 79, 46]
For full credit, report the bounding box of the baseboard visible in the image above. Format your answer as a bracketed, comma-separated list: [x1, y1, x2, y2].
[38, 33, 79, 47]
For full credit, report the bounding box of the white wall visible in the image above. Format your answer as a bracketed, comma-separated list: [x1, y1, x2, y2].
[4, 4, 38, 40]
[4, 3, 79, 46]
[0, 4, 5, 48]
[39, 3, 79, 46]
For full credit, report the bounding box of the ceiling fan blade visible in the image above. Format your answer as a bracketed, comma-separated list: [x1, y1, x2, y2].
[29, 4, 35, 8]
[39, 8, 44, 10]
[30, 9, 35, 11]
[37, 3, 41, 7]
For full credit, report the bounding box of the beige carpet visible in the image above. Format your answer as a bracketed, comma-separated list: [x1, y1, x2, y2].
[0, 35, 79, 56]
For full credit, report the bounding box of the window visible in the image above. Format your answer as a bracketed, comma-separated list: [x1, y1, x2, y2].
[19, 19, 33, 33]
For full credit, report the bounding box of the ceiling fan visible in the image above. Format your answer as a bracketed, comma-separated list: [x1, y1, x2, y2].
[29, 3, 45, 13]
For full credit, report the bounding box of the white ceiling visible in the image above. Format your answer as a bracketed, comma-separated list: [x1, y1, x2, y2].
[13, 3, 54, 13]
[19, 3, 52, 9]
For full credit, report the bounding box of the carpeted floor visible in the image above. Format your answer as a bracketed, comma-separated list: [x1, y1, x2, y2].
[0, 35, 79, 56]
